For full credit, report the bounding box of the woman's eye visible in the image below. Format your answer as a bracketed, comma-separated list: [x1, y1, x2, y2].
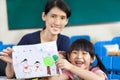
[51, 15, 55, 18]
[51, 14, 57, 18]
[61, 16, 66, 20]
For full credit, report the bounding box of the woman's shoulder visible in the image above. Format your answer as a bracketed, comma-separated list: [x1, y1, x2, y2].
[17, 30, 41, 45]
[58, 34, 70, 40]
[21, 30, 40, 39]
[24, 30, 40, 37]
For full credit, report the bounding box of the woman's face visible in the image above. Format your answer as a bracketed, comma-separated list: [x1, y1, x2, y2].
[69, 50, 94, 70]
[42, 7, 68, 35]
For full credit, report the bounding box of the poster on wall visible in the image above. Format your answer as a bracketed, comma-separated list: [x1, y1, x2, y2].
[12, 41, 61, 79]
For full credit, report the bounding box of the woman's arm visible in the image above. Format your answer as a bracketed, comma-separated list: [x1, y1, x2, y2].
[6, 63, 15, 78]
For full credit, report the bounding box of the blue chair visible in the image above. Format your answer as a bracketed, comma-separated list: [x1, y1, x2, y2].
[112, 36, 120, 42]
[3, 44, 14, 49]
[0, 41, 3, 51]
[94, 40, 115, 57]
[0, 41, 14, 51]
[70, 35, 90, 44]
[112, 56, 120, 73]
[111, 74, 120, 79]
[94, 45, 107, 57]
[112, 36, 120, 49]
[94, 40, 120, 80]
[102, 56, 113, 72]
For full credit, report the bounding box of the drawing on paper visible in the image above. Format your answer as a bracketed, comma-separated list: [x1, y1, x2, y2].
[12, 41, 61, 79]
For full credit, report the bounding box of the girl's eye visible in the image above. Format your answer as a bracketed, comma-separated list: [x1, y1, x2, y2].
[71, 51, 78, 54]
[83, 51, 89, 55]
[83, 52, 86, 54]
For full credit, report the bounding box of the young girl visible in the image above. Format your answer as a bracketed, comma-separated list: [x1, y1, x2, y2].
[54, 39, 108, 80]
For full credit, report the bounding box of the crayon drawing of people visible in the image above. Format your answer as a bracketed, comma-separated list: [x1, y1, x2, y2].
[21, 58, 31, 75]
[34, 61, 41, 72]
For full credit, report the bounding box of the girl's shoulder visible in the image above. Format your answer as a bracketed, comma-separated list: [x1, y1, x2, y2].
[91, 67, 108, 80]
[91, 67, 100, 72]
[62, 69, 74, 80]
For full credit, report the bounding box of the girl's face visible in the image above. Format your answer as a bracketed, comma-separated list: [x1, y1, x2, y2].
[42, 7, 68, 35]
[69, 50, 94, 70]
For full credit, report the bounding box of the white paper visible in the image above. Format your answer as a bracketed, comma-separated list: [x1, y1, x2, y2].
[12, 41, 61, 79]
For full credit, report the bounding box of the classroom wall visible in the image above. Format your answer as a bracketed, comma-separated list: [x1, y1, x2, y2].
[0, 0, 120, 44]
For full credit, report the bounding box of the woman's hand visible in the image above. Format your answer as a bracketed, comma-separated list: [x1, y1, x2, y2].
[0, 47, 13, 63]
[58, 51, 66, 59]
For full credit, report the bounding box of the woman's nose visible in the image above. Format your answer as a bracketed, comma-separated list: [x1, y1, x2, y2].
[54, 18, 60, 25]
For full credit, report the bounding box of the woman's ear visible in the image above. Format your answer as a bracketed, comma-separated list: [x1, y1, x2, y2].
[64, 18, 69, 26]
[42, 12, 46, 21]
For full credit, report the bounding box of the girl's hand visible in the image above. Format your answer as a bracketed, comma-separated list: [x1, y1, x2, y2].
[56, 58, 73, 71]
[0, 47, 13, 63]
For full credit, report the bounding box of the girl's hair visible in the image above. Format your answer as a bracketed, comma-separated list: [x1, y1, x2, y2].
[68, 39, 107, 75]
[43, 0, 71, 30]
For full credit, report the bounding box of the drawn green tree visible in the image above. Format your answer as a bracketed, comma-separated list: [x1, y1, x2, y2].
[43, 57, 54, 75]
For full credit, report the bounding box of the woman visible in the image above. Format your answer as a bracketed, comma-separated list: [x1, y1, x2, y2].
[0, 0, 71, 79]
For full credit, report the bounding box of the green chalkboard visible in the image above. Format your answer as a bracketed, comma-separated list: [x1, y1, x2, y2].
[7, 0, 120, 30]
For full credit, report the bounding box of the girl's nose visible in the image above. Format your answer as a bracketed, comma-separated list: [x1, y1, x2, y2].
[76, 52, 83, 59]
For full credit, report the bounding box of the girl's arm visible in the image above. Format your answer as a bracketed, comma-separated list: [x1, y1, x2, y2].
[47, 51, 70, 80]
[56, 59, 106, 80]
[69, 65, 106, 80]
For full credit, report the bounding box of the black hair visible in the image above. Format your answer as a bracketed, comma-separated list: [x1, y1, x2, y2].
[35, 61, 40, 64]
[44, 0, 71, 18]
[68, 39, 107, 75]
[42, 0, 71, 30]
[21, 58, 27, 63]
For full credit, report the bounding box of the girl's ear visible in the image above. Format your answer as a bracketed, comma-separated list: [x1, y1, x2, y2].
[42, 12, 46, 21]
[91, 56, 96, 63]
[90, 56, 98, 66]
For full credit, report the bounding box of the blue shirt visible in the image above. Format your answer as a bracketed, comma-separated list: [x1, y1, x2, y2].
[18, 30, 70, 52]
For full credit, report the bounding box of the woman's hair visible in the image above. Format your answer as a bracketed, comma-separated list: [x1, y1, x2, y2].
[68, 39, 107, 75]
[44, 0, 71, 18]
[42, 0, 71, 30]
